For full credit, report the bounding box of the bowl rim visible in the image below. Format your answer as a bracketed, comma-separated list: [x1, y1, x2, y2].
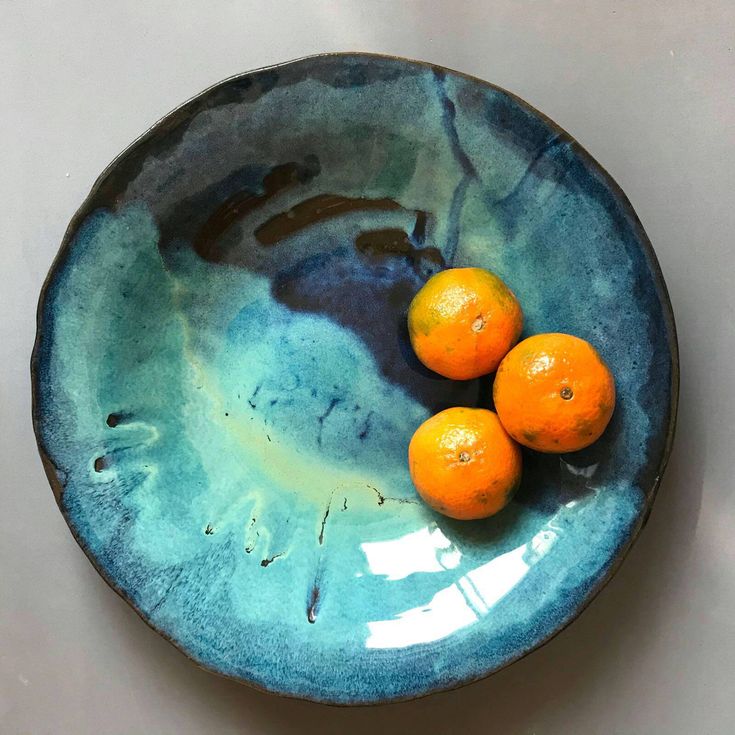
[30, 51, 680, 706]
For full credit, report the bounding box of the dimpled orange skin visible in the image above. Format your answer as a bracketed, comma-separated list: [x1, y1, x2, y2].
[408, 407, 522, 520]
[408, 268, 523, 380]
[493, 333, 616, 453]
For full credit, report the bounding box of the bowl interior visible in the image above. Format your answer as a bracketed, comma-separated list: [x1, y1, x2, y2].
[34, 54, 676, 704]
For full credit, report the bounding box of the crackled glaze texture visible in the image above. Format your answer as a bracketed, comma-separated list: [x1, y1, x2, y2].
[32, 54, 676, 704]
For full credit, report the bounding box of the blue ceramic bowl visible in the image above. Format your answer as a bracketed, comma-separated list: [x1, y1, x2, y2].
[32, 54, 677, 704]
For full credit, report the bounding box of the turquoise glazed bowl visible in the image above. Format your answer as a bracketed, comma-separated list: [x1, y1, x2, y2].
[32, 54, 677, 704]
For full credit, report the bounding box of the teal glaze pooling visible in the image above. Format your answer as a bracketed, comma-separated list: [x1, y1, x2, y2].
[33, 54, 676, 704]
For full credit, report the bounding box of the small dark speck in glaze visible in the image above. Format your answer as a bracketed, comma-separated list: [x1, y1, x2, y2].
[318, 501, 331, 545]
[307, 585, 320, 623]
[260, 552, 283, 567]
[245, 525, 260, 554]
[317, 398, 341, 447]
[358, 411, 373, 441]
[368, 485, 386, 506]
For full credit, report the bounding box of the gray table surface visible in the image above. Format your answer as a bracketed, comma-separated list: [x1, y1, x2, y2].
[2, 2, 734, 733]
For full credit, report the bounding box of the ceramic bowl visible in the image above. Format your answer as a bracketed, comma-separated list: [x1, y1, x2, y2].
[32, 53, 677, 704]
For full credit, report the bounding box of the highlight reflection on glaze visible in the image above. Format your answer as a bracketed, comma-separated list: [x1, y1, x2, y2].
[365, 516, 559, 649]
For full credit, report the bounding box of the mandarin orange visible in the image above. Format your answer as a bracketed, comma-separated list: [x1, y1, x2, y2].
[408, 407, 522, 520]
[407, 268, 523, 380]
[493, 333, 615, 453]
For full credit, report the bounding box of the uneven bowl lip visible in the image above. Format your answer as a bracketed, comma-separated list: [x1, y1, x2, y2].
[30, 51, 679, 706]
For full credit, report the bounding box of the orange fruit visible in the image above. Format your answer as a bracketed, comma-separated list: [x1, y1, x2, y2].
[493, 333, 615, 453]
[407, 267, 523, 380]
[408, 407, 522, 520]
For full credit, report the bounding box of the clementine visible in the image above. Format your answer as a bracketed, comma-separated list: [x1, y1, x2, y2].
[493, 333, 615, 453]
[407, 267, 523, 380]
[408, 407, 522, 520]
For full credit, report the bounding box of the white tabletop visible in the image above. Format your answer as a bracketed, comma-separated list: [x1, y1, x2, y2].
[2, 2, 734, 733]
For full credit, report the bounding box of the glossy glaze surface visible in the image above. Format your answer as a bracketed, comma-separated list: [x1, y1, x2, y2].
[32, 54, 676, 704]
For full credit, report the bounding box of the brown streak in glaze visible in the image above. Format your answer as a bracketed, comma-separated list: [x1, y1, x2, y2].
[255, 194, 403, 245]
[355, 228, 445, 272]
[412, 210, 427, 243]
[194, 162, 315, 260]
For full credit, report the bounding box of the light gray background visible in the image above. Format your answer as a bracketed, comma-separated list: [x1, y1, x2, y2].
[2, 2, 733, 733]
